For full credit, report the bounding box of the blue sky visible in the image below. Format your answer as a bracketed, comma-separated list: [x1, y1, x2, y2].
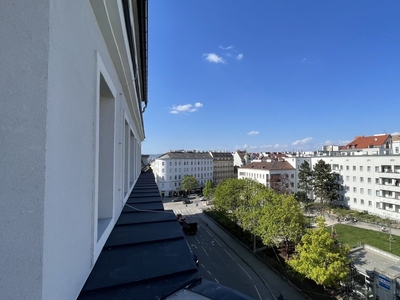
[143, 1, 400, 155]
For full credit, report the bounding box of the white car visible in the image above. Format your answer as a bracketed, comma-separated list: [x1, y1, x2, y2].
[188, 194, 197, 199]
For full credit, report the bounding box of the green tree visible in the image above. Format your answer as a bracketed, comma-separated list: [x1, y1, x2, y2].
[298, 161, 313, 195]
[258, 194, 306, 258]
[213, 178, 244, 214]
[235, 179, 272, 232]
[180, 175, 198, 193]
[312, 160, 339, 204]
[288, 218, 350, 288]
[202, 180, 214, 199]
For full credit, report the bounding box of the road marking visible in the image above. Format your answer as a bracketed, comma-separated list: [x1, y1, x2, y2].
[214, 278, 219, 283]
[200, 263, 205, 268]
[201, 245, 209, 256]
[254, 285, 262, 300]
[238, 263, 252, 280]
[205, 229, 212, 236]
[211, 241, 215, 246]
[191, 244, 197, 249]
[224, 249, 235, 260]
[214, 238, 222, 247]
[195, 236, 200, 244]
[207, 270, 212, 275]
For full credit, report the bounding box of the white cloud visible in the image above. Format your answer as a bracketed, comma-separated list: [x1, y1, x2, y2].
[249, 145, 258, 149]
[301, 58, 307, 63]
[324, 140, 351, 146]
[274, 144, 287, 148]
[169, 103, 203, 114]
[292, 137, 313, 146]
[203, 53, 225, 64]
[260, 144, 273, 148]
[236, 54, 243, 61]
[219, 45, 234, 50]
[247, 131, 259, 136]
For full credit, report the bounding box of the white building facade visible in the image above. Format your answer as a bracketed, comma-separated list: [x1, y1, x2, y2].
[153, 151, 214, 196]
[0, 1, 147, 299]
[238, 160, 297, 193]
[312, 155, 400, 220]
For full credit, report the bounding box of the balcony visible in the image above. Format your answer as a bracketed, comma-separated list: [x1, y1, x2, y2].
[378, 183, 400, 193]
[379, 171, 400, 180]
[377, 195, 400, 205]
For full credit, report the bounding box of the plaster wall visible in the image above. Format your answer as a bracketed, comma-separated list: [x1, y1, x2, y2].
[1, 1, 143, 299]
[0, 1, 50, 299]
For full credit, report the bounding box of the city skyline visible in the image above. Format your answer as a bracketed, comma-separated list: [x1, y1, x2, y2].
[143, 1, 400, 155]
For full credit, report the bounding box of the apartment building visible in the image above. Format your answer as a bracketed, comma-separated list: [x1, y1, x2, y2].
[153, 151, 214, 196]
[1, 1, 148, 299]
[238, 160, 297, 193]
[314, 154, 400, 220]
[209, 151, 235, 185]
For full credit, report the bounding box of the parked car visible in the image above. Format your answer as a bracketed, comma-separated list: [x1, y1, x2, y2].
[187, 194, 197, 199]
[183, 199, 192, 204]
[172, 197, 183, 202]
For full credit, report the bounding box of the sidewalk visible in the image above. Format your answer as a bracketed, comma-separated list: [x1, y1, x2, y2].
[197, 212, 310, 300]
[324, 215, 400, 236]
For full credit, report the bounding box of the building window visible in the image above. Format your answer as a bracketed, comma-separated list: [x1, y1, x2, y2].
[376, 190, 380, 196]
[162, 169, 164, 173]
[367, 166, 371, 172]
[360, 188, 364, 194]
[353, 187, 357, 192]
[361, 199, 364, 205]
[376, 202, 380, 208]
[368, 201, 372, 207]
[368, 189, 372, 195]
[346, 176, 350, 181]
[367, 178, 371, 184]
[346, 166, 349, 171]
[346, 186, 350, 191]
[360, 177, 364, 183]
[353, 198, 357, 204]
[395, 147, 399, 154]
[353, 166, 356, 171]
[353, 176, 356, 182]
[360, 166, 363, 171]
[375, 166, 379, 172]
[375, 178, 379, 184]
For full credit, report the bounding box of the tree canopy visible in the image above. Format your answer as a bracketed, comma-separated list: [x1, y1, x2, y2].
[202, 180, 214, 199]
[298, 160, 313, 195]
[258, 194, 305, 257]
[288, 218, 350, 288]
[180, 175, 198, 192]
[312, 160, 339, 204]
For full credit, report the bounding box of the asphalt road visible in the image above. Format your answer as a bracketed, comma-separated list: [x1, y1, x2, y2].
[184, 212, 272, 300]
[163, 197, 291, 300]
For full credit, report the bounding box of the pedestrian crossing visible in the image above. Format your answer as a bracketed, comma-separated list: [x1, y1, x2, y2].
[172, 207, 203, 215]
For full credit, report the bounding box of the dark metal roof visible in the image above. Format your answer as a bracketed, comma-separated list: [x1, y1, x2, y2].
[79, 171, 254, 300]
[158, 151, 213, 160]
[79, 171, 200, 299]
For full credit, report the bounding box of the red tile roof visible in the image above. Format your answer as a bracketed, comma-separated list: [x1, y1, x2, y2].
[342, 134, 391, 150]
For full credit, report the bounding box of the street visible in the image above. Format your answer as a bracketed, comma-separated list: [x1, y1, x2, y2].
[164, 197, 308, 300]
